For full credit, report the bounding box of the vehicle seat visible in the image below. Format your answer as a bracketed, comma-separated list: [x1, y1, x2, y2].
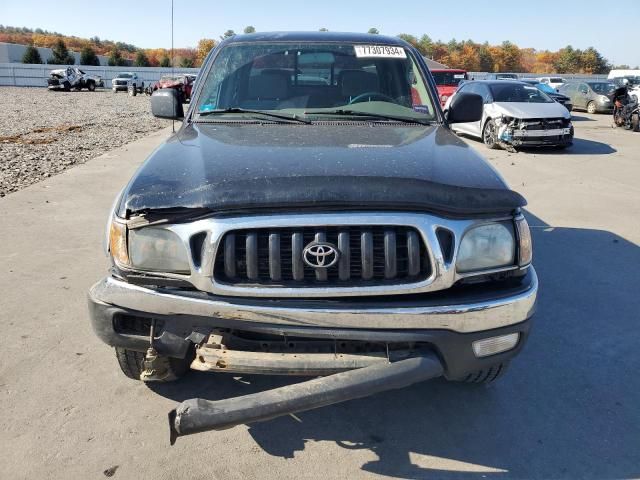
[339, 70, 380, 102]
[243, 70, 290, 109]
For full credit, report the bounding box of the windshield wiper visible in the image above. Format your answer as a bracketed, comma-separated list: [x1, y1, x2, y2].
[304, 109, 431, 125]
[197, 107, 311, 124]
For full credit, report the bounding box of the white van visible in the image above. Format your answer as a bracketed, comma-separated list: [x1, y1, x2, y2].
[608, 69, 640, 81]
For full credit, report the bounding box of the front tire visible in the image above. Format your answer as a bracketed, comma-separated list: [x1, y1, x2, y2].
[632, 113, 640, 132]
[482, 119, 500, 150]
[114, 347, 191, 382]
[87, 81, 96, 92]
[587, 101, 597, 114]
[458, 362, 509, 384]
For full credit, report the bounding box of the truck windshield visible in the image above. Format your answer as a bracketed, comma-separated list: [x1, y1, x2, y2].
[195, 42, 436, 122]
[432, 71, 467, 86]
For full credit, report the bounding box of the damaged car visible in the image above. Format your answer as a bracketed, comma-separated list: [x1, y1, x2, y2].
[88, 32, 537, 442]
[153, 74, 195, 102]
[446, 80, 573, 150]
[47, 67, 103, 92]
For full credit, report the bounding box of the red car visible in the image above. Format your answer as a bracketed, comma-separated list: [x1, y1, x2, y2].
[431, 69, 468, 106]
[152, 74, 196, 102]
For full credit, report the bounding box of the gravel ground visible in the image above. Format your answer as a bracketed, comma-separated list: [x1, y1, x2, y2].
[0, 87, 171, 196]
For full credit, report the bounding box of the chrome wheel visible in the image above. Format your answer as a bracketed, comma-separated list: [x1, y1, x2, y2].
[483, 120, 499, 149]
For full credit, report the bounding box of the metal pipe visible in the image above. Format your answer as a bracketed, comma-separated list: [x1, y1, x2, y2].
[168, 353, 443, 444]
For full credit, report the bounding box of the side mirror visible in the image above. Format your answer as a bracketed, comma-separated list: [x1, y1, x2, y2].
[151, 88, 184, 120]
[447, 92, 483, 123]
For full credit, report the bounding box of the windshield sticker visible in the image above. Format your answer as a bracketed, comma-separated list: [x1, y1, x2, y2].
[354, 45, 406, 59]
[412, 105, 431, 114]
[453, 74, 465, 79]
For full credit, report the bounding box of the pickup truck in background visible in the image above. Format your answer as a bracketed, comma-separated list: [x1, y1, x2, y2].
[47, 67, 103, 91]
[111, 72, 144, 94]
[431, 68, 468, 106]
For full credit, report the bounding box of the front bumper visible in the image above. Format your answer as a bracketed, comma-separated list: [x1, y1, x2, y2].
[88, 268, 537, 379]
[500, 125, 573, 147]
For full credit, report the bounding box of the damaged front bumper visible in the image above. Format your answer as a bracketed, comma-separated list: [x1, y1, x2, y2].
[497, 117, 573, 147]
[88, 268, 537, 380]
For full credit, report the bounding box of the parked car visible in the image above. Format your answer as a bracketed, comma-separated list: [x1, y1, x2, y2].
[485, 73, 519, 80]
[537, 76, 567, 90]
[112, 72, 144, 94]
[521, 79, 573, 111]
[445, 80, 573, 149]
[155, 74, 196, 102]
[431, 69, 468, 106]
[558, 81, 616, 113]
[47, 67, 103, 92]
[89, 32, 537, 441]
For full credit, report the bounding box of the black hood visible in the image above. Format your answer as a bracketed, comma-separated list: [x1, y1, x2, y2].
[118, 123, 525, 217]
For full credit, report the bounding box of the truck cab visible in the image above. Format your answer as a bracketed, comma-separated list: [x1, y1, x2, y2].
[430, 69, 468, 106]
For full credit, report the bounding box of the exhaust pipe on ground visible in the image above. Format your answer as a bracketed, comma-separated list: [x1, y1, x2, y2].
[168, 353, 443, 444]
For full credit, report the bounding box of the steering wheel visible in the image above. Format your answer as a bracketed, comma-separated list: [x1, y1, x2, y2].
[348, 92, 396, 105]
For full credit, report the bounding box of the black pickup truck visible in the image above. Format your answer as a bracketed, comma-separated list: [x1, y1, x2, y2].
[88, 32, 537, 442]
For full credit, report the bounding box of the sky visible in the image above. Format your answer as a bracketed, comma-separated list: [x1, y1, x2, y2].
[1, 0, 639, 67]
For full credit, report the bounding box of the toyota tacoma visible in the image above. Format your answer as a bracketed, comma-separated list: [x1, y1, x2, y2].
[88, 32, 537, 442]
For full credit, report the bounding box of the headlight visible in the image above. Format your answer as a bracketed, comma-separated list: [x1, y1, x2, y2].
[515, 216, 533, 266]
[599, 95, 609, 102]
[109, 220, 129, 266]
[128, 228, 191, 273]
[456, 223, 515, 273]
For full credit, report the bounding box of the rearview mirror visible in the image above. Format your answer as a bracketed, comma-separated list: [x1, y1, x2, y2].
[151, 89, 184, 120]
[447, 92, 483, 124]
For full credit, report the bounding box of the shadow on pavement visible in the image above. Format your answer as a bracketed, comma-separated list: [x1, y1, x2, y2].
[569, 114, 596, 122]
[151, 211, 640, 479]
[518, 138, 616, 156]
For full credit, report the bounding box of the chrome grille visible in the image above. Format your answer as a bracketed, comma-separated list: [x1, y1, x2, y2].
[214, 226, 431, 286]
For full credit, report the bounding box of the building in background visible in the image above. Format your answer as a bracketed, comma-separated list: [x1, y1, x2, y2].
[0, 42, 110, 65]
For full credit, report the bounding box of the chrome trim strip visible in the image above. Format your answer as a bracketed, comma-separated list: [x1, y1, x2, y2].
[90, 267, 537, 333]
[128, 212, 518, 298]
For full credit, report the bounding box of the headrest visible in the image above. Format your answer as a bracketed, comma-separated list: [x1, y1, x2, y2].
[339, 70, 380, 97]
[248, 70, 289, 100]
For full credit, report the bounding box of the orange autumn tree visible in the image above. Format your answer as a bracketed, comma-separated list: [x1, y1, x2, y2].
[0, 25, 614, 73]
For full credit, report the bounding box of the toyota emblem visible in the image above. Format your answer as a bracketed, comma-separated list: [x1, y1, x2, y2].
[303, 242, 340, 268]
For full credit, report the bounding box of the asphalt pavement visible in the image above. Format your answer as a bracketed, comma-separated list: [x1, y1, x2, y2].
[1, 113, 638, 479]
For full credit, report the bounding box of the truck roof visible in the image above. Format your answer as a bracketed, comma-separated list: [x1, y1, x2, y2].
[226, 31, 409, 47]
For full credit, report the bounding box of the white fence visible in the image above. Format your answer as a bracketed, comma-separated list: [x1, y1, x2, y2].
[0, 63, 610, 88]
[0, 63, 200, 88]
[468, 72, 608, 81]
